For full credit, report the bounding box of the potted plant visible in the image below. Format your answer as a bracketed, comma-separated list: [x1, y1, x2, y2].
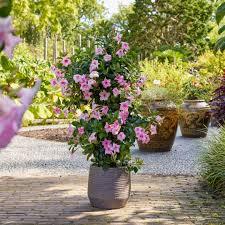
[138, 84, 178, 152]
[179, 76, 211, 138]
[51, 31, 156, 209]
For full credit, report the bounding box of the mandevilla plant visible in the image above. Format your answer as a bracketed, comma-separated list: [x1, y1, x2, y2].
[51, 31, 158, 172]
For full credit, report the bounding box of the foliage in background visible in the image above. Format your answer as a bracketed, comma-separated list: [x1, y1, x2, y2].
[201, 126, 225, 196]
[127, 0, 215, 56]
[141, 59, 190, 104]
[182, 76, 211, 101]
[0, 43, 62, 125]
[210, 72, 225, 126]
[12, 0, 104, 45]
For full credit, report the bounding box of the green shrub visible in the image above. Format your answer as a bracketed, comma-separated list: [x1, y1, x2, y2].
[141, 59, 190, 105]
[201, 126, 225, 196]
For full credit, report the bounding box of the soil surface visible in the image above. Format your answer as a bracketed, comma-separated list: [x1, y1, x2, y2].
[19, 128, 69, 142]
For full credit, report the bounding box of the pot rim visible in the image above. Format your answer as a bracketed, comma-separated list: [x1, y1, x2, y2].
[184, 99, 206, 103]
[90, 165, 128, 171]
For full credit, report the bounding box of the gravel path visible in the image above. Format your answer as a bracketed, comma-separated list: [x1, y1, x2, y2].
[0, 125, 218, 176]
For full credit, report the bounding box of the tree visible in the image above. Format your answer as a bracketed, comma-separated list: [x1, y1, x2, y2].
[127, 0, 215, 55]
[11, 0, 104, 45]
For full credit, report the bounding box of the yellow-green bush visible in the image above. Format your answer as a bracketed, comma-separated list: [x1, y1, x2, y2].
[140, 59, 190, 104]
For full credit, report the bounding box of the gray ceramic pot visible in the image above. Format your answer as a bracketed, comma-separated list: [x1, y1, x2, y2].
[88, 165, 131, 209]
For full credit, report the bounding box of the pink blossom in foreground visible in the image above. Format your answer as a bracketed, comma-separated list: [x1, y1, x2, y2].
[112, 88, 120, 97]
[119, 110, 129, 125]
[101, 106, 109, 115]
[83, 91, 92, 100]
[99, 90, 110, 101]
[115, 33, 122, 43]
[0, 80, 41, 149]
[89, 71, 99, 79]
[0, 17, 21, 58]
[78, 127, 85, 135]
[121, 42, 130, 52]
[150, 124, 157, 135]
[137, 75, 147, 87]
[79, 113, 89, 121]
[88, 132, 97, 143]
[95, 47, 104, 55]
[67, 124, 74, 137]
[111, 120, 121, 135]
[61, 56, 71, 67]
[102, 78, 111, 89]
[115, 74, 126, 86]
[104, 122, 112, 133]
[134, 127, 150, 144]
[104, 54, 112, 62]
[117, 132, 126, 141]
[116, 49, 125, 58]
[59, 78, 68, 88]
[91, 110, 101, 120]
[55, 69, 64, 78]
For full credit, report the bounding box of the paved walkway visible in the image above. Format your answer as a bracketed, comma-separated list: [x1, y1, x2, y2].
[0, 175, 224, 225]
[0, 126, 218, 176]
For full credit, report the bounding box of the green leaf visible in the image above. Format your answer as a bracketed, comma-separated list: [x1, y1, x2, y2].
[0, 0, 12, 17]
[216, 2, 225, 25]
[218, 25, 225, 35]
[214, 36, 225, 52]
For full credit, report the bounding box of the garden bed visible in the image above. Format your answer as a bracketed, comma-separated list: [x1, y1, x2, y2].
[19, 128, 68, 143]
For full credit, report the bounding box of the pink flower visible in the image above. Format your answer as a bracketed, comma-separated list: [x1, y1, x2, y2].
[112, 143, 120, 153]
[115, 33, 122, 43]
[91, 110, 101, 120]
[88, 132, 97, 143]
[117, 132, 126, 141]
[79, 113, 89, 121]
[55, 69, 64, 78]
[50, 78, 58, 87]
[150, 125, 157, 135]
[134, 127, 150, 144]
[61, 56, 71, 67]
[95, 47, 104, 55]
[78, 127, 85, 135]
[101, 106, 109, 115]
[89, 59, 99, 72]
[102, 78, 111, 89]
[0, 17, 21, 59]
[99, 90, 110, 101]
[88, 79, 96, 86]
[111, 120, 121, 135]
[104, 122, 112, 133]
[67, 124, 74, 137]
[121, 42, 130, 52]
[156, 115, 164, 124]
[104, 54, 112, 62]
[119, 110, 129, 124]
[80, 83, 91, 92]
[0, 80, 41, 149]
[73, 74, 81, 83]
[102, 139, 113, 155]
[116, 49, 125, 57]
[83, 91, 92, 100]
[135, 87, 142, 96]
[137, 75, 147, 87]
[112, 88, 120, 97]
[115, 74, 126, 86]
[120, 101, 130, 112]
[54, 107, 61, 115]
[59, 78, 68, 88]
[89, 71, 99, 79]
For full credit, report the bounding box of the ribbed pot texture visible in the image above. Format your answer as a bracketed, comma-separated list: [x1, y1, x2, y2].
[88, 165, 131, 209]
[179, 100, 211, 138]
[138, 99, 178, 152]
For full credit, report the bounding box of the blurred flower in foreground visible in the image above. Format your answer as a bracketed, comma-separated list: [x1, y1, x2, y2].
[0, 80, 41, 149]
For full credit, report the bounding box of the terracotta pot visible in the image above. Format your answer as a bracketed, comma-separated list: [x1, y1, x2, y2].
[88, 165, 131, 209]
[179, 100, 211, 138]
[138, 99, 178, 152]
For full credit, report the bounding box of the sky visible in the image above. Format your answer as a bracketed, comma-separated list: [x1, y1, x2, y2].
[103, 0, 134, 17]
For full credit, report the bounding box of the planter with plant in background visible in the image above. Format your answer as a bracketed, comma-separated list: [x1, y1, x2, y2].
[138, 85, 178, 152]
[179, 76, 211, 138]
[51, 29, 157, 209]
